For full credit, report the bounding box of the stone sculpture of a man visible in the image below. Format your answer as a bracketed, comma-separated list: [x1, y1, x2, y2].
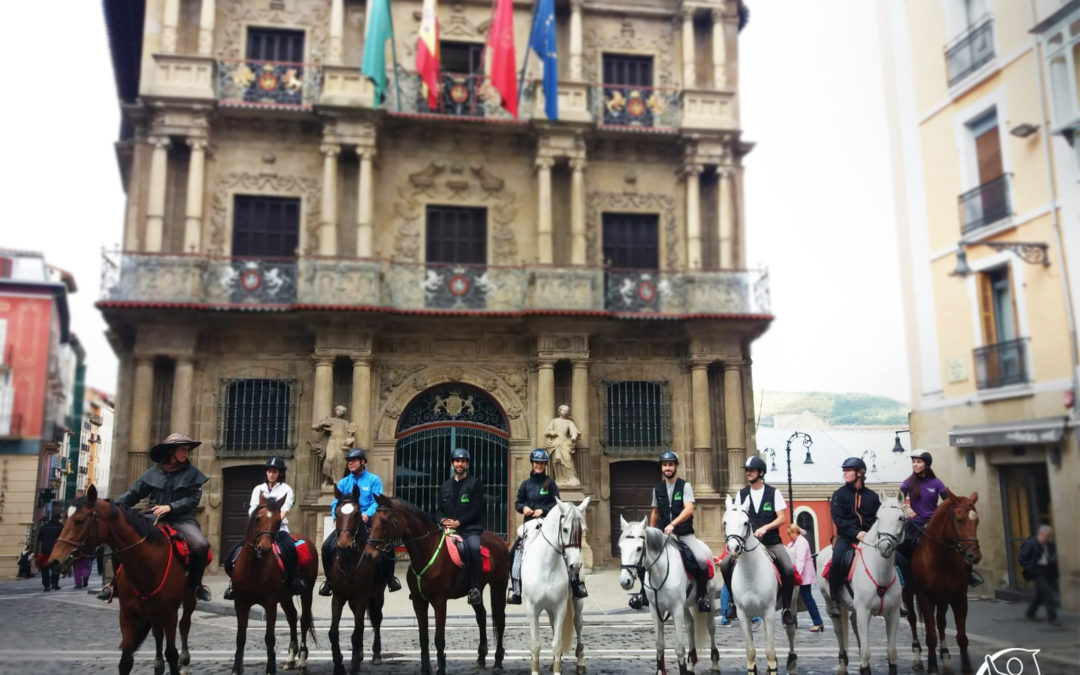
[545, 404, 581, 486]
[313, 404, 357, 486]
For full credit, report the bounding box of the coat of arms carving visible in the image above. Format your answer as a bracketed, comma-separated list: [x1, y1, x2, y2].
[433, 392, 475, 418]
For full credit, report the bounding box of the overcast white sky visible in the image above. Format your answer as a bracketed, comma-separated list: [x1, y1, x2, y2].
[3, 1, 909, 403]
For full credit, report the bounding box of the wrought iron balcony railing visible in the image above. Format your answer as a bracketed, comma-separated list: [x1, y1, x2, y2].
[388, 69, 532, 122]
[99, 251, 772, 318]
[594, 83, 681, 130]
[945, 18, 995, 86]
[974, 338, 1030, 390]
[959, 173, 1012, 235]
[217, 59, 321, 109]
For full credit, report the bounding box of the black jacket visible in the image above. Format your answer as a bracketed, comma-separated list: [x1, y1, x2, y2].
[515, 473, 559, 521]
[739, 484, 783, 546]
[436, 474, 485, 534]
[119, 462, 208, 525]
[654, 478, 693, 536]
[830, 482, 880, 540]
[1018, 537, 1057, 580]
[37, 520, 62, 555]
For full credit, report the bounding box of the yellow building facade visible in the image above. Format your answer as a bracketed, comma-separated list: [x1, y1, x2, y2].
[882, 0, 1080, 609]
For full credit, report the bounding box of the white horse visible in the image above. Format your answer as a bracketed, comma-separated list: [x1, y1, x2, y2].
[816, 493, 906, 675]
[521, 497, 590, 675]
[617, 517, 720, 675]
[722, 495, 798, 675]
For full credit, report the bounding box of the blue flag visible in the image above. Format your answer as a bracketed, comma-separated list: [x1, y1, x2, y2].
[528, 0, 558, 120]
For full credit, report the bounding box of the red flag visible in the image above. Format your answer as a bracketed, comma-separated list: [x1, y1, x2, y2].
[416, 0, 441, 110]
[487, 0, 517, 118]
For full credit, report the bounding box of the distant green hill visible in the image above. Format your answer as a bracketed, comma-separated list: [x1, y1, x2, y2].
[756, 391, 909, 427]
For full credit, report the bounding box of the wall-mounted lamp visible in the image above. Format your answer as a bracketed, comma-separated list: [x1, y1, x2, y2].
[965, 450, 977, 469]
[950, 241, 1051, 278]
[892, 429, 910, 453]
[1009, 122, 1039, 138]
[1050, 446, 1061, 467]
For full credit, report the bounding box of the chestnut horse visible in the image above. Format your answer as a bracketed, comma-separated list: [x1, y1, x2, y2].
[328, 484, 388, 675]
[903, 490, 982, 675]
[47, 484, 197, 675]
[363, 495, 509, 675]
[229, 492, 318, 674]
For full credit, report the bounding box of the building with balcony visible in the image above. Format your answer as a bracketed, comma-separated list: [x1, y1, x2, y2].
[86, 388, 117, 498]
[100, 0, 767, 567]
[881, 0, 1079, 609]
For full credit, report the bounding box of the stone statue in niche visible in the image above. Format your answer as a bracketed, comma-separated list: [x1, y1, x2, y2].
[313, 404, 357, 486]
[545, 404, 581, 487]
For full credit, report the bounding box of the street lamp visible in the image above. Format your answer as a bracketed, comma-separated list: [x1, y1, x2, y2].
[761, 447, 778, 472]
[784, 431, 814, 515]
[862, 450, 878, 473]
[892, 429, 910, 453]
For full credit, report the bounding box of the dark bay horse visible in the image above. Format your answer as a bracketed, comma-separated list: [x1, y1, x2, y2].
[47, 484, 196, 675]
[229, 492, 318, 674]
[328, 484, 388, 675]
[363, 494, 509, 675]
[903, 490, 982, 675]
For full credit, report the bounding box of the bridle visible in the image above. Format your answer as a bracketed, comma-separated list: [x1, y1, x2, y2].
[867, 503, 906, 555]
[537, 508, 583, 557]
[723, 511, 761, 555]
[57, 503, 149, 561]
[247, 504, 281, 557]
[915, 502, 981, 565]
[619, 528, 675, 620]
[365, 506, 438, 554]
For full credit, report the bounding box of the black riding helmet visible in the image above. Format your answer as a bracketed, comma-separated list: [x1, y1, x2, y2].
[659, 450, 679, 464]
[264, 456, 287, 481]
[744, 456, 768, 473]
[530, 448, 550, 463]
[841, 457, 867, 471]
[451, 448, 470, 462]
[346, 447, 367, 461]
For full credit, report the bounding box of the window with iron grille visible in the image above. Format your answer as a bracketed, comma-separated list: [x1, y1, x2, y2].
[217, 378, 298, 457]
[426, 205, 487, 264]
[603, 381, 671, 454]
[602, 213, 659, 269]
[232, 195, 301, 258]
[602, 54, 653, 86]
[150, 358, 175, 446]
[247, 28, 305, 63]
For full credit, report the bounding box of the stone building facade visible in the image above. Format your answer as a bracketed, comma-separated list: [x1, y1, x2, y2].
[100, 0, 769, 568]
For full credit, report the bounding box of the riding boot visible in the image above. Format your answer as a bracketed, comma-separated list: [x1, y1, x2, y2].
[187, 549, 211, 602]
[720, 557, 736, 620]
[383, 553, 402, 592]
[223, 583, 235, 600]
[571, 573, 589, 599]
[467, 556, 483, 606]
[319, 532, 337, 596]
[96, 581, 114, 602]
[507, 577, 522, 604]
[694, 567, 712, 613]
[780, 571, 796, 625]
[967, 564, 984, 588]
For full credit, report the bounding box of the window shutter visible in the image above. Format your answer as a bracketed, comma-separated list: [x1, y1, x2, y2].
[977, 272, 997, 345]
[974, 124, 1003, 185]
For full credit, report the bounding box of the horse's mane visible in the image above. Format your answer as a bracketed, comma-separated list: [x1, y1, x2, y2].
[386, 497, 438, 525]
[643, 526, 669, 553]
[926, 491, 967, 532]
[95, 500, 166, 544]
[248, 495, 281, 524]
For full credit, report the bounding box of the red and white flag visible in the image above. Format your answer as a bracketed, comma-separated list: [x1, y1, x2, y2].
[416, 0, 441, 110]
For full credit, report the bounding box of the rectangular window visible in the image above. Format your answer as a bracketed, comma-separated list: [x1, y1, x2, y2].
[426, 206, 487, 265]
[602, 213, 659, 269]
[603, 381, 671, 453]
[959, 111, 1010, 233]
[441, 41, 485, 75]
[247, 28, 305, 63]
[974, 266, 1028, 389]
[217, 378, 298, 457]
[149, 358, 175, 447]
[602, 54, 653, 86]
[232, 195, 301, 258]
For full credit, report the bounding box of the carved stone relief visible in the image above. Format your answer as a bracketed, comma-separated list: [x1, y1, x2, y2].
[586, 191, 679, 269]
[210, 172, 321, 255]
[379, 364, 426, 402]
[217, 0, 330, 63]
[582, 23, 675, 87]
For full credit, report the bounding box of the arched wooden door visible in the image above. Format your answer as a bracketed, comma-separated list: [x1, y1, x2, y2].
[394, 383, 511, 539]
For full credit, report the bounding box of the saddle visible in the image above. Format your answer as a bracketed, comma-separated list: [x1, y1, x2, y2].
[272, 536, 314, 571]
[445, 533, 492, 573]
[157, 523, 211, 567]
[822, 544, 857, 587]
[674, 540, 714, 581]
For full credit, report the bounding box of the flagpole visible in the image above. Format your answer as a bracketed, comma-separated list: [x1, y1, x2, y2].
[517, 0, 541, 111]
[388, 4, 403, 111]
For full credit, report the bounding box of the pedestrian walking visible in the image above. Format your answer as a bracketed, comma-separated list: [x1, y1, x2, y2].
[1018, 524, 1059, 626]
[786, 524, 824, 632]
[36, 514, 62, 591]
[17, 544, 33, 579]
[71, 556, 92, 589]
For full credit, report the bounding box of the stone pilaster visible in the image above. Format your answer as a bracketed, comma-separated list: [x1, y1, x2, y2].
[319, 144, 340, 256]
[351, 356, 372, 447]
[690, 360, 714, 493]
[723, 361, 746, 493]
[535, 157, 555, 264]
[569, 0, 584, 80]
[570, 158, 587, 265]
[683, 163, 704, 269]
[718, 166, 735, 268]
[145, 135, 171, 253]
[170, 358, 195, 435]
[198, 0, 216, 56]
[162, 0, 179, 54]
[711, 7, 727, 88]
[356, 148, 375, 258]
[183, 138, 207, 252]
[536, 357, 556, 448]
[129, 357, 154, 474]
[681, 7, 696, 88]
[329, 0, 345, 65]
[312, 355, 334, 427]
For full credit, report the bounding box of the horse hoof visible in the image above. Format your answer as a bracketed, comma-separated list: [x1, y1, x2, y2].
[941, 649, 951, 661]
[333, 664, 346, 675]
[372, 655, 382, 666]
[913, 661, 924, 672]
[859, 667, 871, 675]
[889, 664, 898, 675]
[577, 666, 587, 675]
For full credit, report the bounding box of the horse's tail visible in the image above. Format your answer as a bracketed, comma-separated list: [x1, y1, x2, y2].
[561, 592, 577, 654]
[693, 600, 711, 648]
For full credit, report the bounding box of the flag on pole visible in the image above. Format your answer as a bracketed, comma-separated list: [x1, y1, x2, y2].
[361, 0, 394, 104]
[487, 0, 517, 118]
[416, 0, 441, 110]
[527, 0, 557, 120]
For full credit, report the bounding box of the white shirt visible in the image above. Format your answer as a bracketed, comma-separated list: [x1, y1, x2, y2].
[249, 482, 295, 532]
[748, 483, 786, 513]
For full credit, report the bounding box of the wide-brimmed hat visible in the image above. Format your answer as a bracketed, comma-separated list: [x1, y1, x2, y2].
[149, 432, 201, 463]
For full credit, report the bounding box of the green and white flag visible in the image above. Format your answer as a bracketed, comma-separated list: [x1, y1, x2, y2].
[361, 0, 394, 104]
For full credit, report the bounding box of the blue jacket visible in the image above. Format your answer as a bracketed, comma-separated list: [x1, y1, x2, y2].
[330, 470, 383, 520]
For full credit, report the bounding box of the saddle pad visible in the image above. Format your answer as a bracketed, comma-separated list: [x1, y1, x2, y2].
[158, 524, 190, 563]
[293, 538, 314, 567]
[822, 552, 856, 583]
[682, 556, 715, 581]
[446, 534, 492, 572]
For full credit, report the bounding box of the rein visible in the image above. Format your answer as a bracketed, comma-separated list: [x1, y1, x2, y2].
[724, 515, 762, 554]
[407, 529, 447, 602]
[910, 512, 980, 565]
[621, 532, 675, 621]
[247, 504, 281, 551]
[118, 537, 175, 602]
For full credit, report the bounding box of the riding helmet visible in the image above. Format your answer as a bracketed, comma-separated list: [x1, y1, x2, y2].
[910, 449, 933, 467]
[530, 448, 550, 463]
[346, 447, 367, 461]
[744, 456, 768, 473]
[265, 456, 287, 471]
[841, 457, 867, 471]
[451, 448, 471, 461]
[659, 450, 679, 465]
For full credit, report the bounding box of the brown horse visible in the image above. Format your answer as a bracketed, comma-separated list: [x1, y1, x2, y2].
[903, 490, 982, 675]
[363, 494, 509, 675]
[229, 492, 318, 674]
[47, 484, 197, 675]
[328, 484, 388, 675]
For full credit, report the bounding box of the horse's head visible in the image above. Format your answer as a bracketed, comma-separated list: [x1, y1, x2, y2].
[723, 493, 753, 558]
[250, 492, 282, 559]
[617, 515, 648, 590]
[49, 484, 109, 572]
[334, 484, 365, 552]
[873, 491, 907, 557]
[554, 497, 590, 572]
[944, 489, 982, 564]
[362, 493, 399, 562]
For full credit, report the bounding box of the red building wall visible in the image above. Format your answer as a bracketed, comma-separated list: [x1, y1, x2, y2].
[0, 295, 53, 438]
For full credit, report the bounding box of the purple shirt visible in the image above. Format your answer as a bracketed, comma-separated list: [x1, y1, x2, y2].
[900, 476, 947, 523]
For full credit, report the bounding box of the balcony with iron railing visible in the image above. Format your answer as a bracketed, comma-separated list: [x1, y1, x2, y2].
[959, 174, 1012, 236]
[98, 251, 771, 319]
[945, 17, 995, 86]
[974, 338, 1030, 390]
[593, 83, 681, 130]
[216, 59, 321, 109]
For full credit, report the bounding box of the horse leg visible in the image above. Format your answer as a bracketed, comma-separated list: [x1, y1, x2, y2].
[348, 597, 366, 675]
[739, 608, 757, 675]
[493, 576, 507, 675]
[233, 601, 250, 675]
[686, 607, 698, 667]
[655, 610, 668, 675]
[672, 603, 689, 675]
[472, 593, 489, 668]
[162, 611, 181, 675]
[574, 598, 587, 675]
[299, 578, 315, 673]
[885, 598, 900, 675]
[265, 601, 279, 675]
[953, 595, 972, 675]
[705, 597, 721, 674]
[281, 595, 299, 671]
[413, 595, 432, 675]
[837, 608, 849, 672]
[919, 596, 939, 674]
[329, 594, 347, 675]
[433, 598, 449, 675]
[784, 612, 798, 675]
[936, 603, 949, 664]
[154, 625, 165, 675]
[905, 586, 923, 671]
[528, 601, 542, 675]
[552, 601, 568, 675]
[179, 591, 195, 673]
[369, 588, 384, 665]
[764, 610, 779, 675]
[118, 615, 145, 675]
[855, 606, 872, 675]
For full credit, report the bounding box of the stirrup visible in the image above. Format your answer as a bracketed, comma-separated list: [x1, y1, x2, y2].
[697, 596, 712, 613]
[467, 586, 482, 605]
[507, 591, 522, 605]
[968, 569, 984, 588]
[223, 583, 235, 600]
[387, 576, 402, 592]
[318, 579, 333, 597]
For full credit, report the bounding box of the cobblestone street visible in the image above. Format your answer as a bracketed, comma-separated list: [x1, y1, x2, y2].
[1, 570, 1075, 674]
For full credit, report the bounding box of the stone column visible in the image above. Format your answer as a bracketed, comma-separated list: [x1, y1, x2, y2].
[170, 358, 195, 434]
[329, 0, 345, 65]
[145, 135, 171, 253]
[569, 0, 584, 80]
[681, 8, 696, 88]
[711, 7, 727, 88]
[570, 158, 587, 265]
[684, 164, 703, 269]
[536, 357, 556, 448]
[571, 359, 589, 449]
[198, 0, 216, 56]
[351, 356, 372, 446]
[723, 362, 746, 491]
[183, 138, 207, 253]
[319, 144, 340, 256]
[312, 356, 335, 425]
[129, 357, 154, 477]
[536, 158, 555, 265]
[356, 148, 375, 258]
[718, 167, 735, 268]
[690, 360, 714, 493]
[162, 0, 180, 54]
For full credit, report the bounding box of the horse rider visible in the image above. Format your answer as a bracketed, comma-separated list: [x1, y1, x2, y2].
[507, 448, 588, 605]
[319, 447, 402, 596]
[106, 432, 211, 602]
[435, 447, 486, 606]
[827, 456, 880, 617]
[896, 450, 982, 587]
[222, 457, 305, 600]
[720, 456, 797, 625]
[633, 450, 713, 613]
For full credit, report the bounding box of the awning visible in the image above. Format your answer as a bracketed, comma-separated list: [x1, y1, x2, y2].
[948, 416, 1069, 447]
